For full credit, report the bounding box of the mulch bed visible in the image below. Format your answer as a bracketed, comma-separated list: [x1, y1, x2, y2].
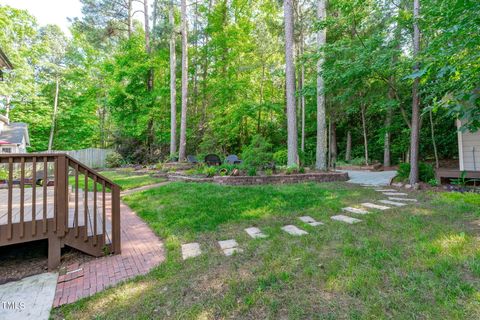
[0, 240, 94, 285]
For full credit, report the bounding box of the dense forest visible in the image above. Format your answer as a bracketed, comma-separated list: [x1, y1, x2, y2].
[0, 0, 479, 183]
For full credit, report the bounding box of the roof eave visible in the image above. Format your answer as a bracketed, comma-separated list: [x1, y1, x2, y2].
[0, 48, 13, 70]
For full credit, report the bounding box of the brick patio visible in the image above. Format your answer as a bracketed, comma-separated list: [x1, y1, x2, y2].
[52, 202, 165, 307]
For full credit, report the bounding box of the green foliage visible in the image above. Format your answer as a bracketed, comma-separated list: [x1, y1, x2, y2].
[350, 157, 367, 166]
[0, 0, 476, 171]
[273, 149, 288, 166]
[398, 162, 435, 183]
[241, 135, 273, 170]
[450, 171, 472, 188]
[105, 152, 123, 168]
[0, 167, 8, 180]
[247, 166, 257, 176]
[202, 166, 217, 177]
[428, 179, 439, 187]
[286, 165, 299, 175]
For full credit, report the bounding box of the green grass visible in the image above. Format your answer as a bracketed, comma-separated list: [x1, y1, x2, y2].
[68, 170, 165, 191]
[52, 182, 480, 319]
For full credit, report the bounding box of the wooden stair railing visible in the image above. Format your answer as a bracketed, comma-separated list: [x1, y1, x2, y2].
[0, 154, 121, 270]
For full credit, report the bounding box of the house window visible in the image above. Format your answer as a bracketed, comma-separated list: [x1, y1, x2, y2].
[1, 147, 12, 153]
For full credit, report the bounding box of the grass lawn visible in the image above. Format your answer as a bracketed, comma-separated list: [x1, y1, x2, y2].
[53, 182, 480, 319]
[68, 170, 166, 191]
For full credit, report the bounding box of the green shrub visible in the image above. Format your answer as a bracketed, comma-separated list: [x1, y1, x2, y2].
[241, 135, 273, 169]
[397, 163, 410, 180]
[397, 162, 435, 183]
[428, 178, 439, 187]
[0, 167, 7, 180]
[247, 166, 257, 176]
[264, 169, 273, 176]
[286, 165, 299, 175]
[202, 166, 217, 177]
[273, 149, 288, 166]
[350, 157, 366, 166]
[106, 152, 123, 168]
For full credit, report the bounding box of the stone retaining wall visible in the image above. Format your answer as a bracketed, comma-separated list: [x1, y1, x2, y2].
[213, 172, 348, 185]
[167, 174, 214, 183]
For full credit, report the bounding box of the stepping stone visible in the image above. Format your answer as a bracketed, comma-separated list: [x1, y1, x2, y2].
[342, 207, 369, 215]
[331, 215, 362, 224]
[375, 189, 397, 192]
[299, 216, 324, 226]
[218, 239, 243, 256]
[281, 225, 308, 236]
[361, 203, 390, 210]
[181, 242, 202, 260]
[379, 200, 407, 207]
[389, 197, 417, 202]
[382, 192, 408, 196]
[244, 227, 268, 239]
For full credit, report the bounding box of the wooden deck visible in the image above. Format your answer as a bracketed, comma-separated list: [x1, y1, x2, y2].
[0, 154, 121, 270]
[436, 168, 480, 182]
[0, 188, 112, 239]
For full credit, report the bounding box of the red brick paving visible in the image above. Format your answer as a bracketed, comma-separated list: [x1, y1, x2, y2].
[52, 202, 165, 307]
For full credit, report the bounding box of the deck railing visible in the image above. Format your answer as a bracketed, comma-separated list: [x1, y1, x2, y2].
[0, 153, 121, 269]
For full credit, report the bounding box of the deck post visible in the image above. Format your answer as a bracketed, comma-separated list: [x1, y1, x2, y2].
[111, 185, 121, 254]
[55, 154, 68, 237]
[48, 235, 61, 270]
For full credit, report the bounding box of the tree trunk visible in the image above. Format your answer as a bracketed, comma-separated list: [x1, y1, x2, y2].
[299, 23, 306, 152]
[5, 96, 10, 120]
[383, 106, 392, 167]
[284, 0, 298, 166]
[315, 0, 327, 170]
[331, 121, 337, 165]
[409, 0, 421, 184]
[257, 63, 266, 134]
[178, 0, 188, 161]
[429, 110, 439, 169]
[48, 78, 60, 151]
[346, 130, 352, 162]
[128, 0, 132, 38]
[361, 103, 369, 166]
[144, 0, 153, 91]
[169, 0, 177, 158]
[328, 118, 331, 168]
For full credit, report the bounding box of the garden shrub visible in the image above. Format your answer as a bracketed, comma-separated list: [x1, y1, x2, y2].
[241, 135, 273, 169]
[0, 167, 7, 180]
[106, 152, 124, 168]
[397, 162, 435, 182]
[286, 164, 299, 175]
[273, 149, 288, 166]
[247, 166, 257, 176]
[202, 166, 217, 177]
[350, 157, 366, 166]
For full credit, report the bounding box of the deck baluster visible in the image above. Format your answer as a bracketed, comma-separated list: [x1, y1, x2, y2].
[32, 157, 37, 236]
[20, 157, 25, 238]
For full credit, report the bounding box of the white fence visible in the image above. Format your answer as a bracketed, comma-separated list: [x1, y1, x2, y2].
[38, 148, 114, 168]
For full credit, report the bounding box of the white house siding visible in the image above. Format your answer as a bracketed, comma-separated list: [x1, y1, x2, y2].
[457, 120, 480, 171]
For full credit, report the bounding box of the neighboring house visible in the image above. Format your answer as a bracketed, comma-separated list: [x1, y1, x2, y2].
[0, 47, 29, 153]
[457, 120, 480, 171]
[0, 115, 30, 153]
[437, 120, 480, 181]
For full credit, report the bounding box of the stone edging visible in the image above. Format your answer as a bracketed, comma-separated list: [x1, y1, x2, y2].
[213, 172, 348, 185]
[163, 172, 348, 185]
